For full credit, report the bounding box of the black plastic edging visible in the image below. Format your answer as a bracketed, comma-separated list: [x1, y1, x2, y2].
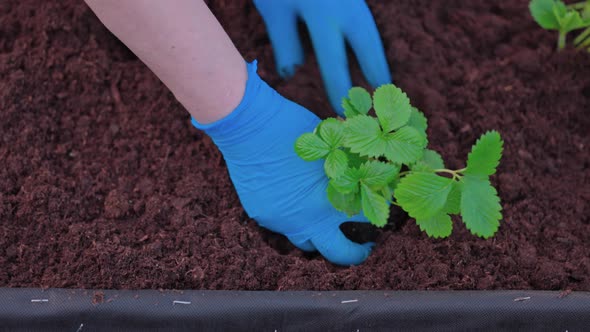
[0, 288, 588, 331]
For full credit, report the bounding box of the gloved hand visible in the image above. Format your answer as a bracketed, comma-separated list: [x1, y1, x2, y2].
[192, 61, 374, 266]
[253, 0, 391, 115]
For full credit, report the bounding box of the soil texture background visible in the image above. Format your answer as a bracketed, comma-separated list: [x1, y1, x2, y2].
[1, 0, 589, 290]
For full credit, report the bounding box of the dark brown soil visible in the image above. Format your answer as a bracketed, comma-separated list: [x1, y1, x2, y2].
[1, 0, 589, 291]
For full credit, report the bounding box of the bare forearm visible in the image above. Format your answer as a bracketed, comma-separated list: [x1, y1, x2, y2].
[84, 0, 247, 123]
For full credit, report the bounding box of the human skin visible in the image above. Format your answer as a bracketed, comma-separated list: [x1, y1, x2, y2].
[84, 0, 247, 124]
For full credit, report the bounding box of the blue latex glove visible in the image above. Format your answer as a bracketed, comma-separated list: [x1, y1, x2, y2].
[253, 0, 391, 115]
[192, 61, 374, 266]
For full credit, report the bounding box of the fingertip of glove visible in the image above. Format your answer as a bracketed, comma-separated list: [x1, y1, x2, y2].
[350, 243, 372, 266]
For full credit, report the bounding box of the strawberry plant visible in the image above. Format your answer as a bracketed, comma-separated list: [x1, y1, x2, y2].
[295, 84, 504, 238]
[529, 0, 590, 50]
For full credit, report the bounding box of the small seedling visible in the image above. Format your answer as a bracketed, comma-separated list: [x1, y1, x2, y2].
[295, 84, 504, 239]
[529, 0, 590, 50]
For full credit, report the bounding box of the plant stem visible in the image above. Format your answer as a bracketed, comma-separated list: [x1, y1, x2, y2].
[400, 168, 466, 180]
[433, 168, 466, 181]
[558, 31, 567, 50]
[574, 27, 590, 46]
[579, 36, 590, 50]
[433, 169, 459, 176]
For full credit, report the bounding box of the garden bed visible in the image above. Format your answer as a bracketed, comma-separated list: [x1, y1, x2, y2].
[0, 0, 589, 291]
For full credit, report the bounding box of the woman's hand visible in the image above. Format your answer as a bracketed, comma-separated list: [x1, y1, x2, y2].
[192, 61, 374, 266]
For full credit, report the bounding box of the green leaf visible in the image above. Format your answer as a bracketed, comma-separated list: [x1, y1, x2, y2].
[529, 0, 561, 30]
[373, 84, 412, 132]
[555, 3, 590, 32]
[422, 149, 445, 169]
[460, 175, 502, 238]
[345, 149, 367, 168]
[465, 131, 504, 176]
[345, 115, 425, 163]
[444, 181, 462, 215]
[344, 114, 386, 156]
[342, 98, 360, 118]
[319, 118, 345, 148]
[294, 133, 330, 161]
[359, 161, 400, 189]
[407, 107, 428, 139]
[330, 167, 361, 193]
[381, 185, 394, 202]
[410, 149, 445, 172]
[531, 0, 590, 32]
[394, 172, 454, 220]
[389, 178, 400, 193]
[328, 182, 361, 216]
[416, 212, 453, 238]
[361, 183, 390, 227]
[324, 149, 349, 179]
[382, 126, 427, 164]
[348, 87, 372, 115]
